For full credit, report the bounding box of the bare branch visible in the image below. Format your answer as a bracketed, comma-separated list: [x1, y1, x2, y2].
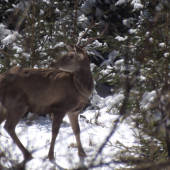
[76, 18, 100, 46]
[15, 0, 32, 32]
[81, 22, 110, 47]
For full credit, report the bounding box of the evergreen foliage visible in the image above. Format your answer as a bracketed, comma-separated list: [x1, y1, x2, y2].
[0, 0, 170, 169]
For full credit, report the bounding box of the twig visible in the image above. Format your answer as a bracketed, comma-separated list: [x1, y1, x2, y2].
[73, 0, 79, 35]
[15, 0, 32, 32]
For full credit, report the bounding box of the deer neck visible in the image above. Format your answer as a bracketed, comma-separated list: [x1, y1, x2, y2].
[73, 68, 94, 99]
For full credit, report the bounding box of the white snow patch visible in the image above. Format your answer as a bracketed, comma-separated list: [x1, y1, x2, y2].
[54, 42, 65, 48]
[105, 93, 124, 109]
[91, 40, 103, 48]
[131, 0, 143, 9]
[55, 8, 60, 13]
[156, 3, 163, 11]
[116, 0, 130, 5]
[16, 47, 23, 53]
[159, 43, 166, 48]
[92, 93, 103, 106]
[15, 1, 30, 11]
[90, 63, 97, 72]
[101, 50, 119, 66]
[123, 18, 133, 28]
[78, 15, 89, 28]
[140, 90, 160, 110]
[164, 53, 169, 57]
[140, 76, 146, 81]
[1, 31, 20, 45]
[146, 31, 150, 37]
[128, 29, 138, 34]
[115, 59, 124, 66]
[115, 35, 128, 41]
[149, 38, 153, 42]
[0, 24, 12, 41]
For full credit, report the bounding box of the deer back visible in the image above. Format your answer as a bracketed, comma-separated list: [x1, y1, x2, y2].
[0, 20, 109, 161]
[0, 46, 94, 114]
[0, 20, 109, 115]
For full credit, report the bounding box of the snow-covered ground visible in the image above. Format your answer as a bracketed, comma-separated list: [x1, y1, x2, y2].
[0, 93, 136, 170]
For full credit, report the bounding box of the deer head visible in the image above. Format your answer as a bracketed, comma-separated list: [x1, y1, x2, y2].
[50, 45, 88, 72]
[0, 20, 109, 163]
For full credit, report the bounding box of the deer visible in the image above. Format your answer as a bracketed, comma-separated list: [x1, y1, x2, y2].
[0, 21, 109, 162]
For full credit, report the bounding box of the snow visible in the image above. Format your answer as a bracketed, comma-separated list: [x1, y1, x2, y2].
[159, 42, 166, 48]
[149, 37, 153, 42]
[90, 40, 103, 49]
[92, 93, 103, 106]
[54, 42, 65, 48]
[128, 29, 138, 34]
[87, 50, 104, 60]
[0, 24, 12, 41]
[133, 3, 143, 9]
[140, 90, 161, 111]
[145, 109, 162, 123]
[115, 35, 128, 41]
[164, 53, 169, 57]
[115, 59, 124, 65]
[131, 0, 143, 9]
[90, 63, 97, 72]
[39, 9, 44, 15]
[156, 3, 163, 11]
[16, 47, 23, 53]
[0, 92, 136, 170]
[123, 18, 133, 28]
[105, 94, 124, 111]
[116, 0, 130, 5]
[55, 8, 60, 14]
[14, 1, 31, 11]
[101, 50, 119, 66]
[139, 76, 146, 81]
[146, 31, 150, 37]
[1, 31, 20, 45]
[78, 15, 88, 27]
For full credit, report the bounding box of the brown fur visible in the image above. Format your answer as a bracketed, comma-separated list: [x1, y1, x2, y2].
[0, 46, 94, 160]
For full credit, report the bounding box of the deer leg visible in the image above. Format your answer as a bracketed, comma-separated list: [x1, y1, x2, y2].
[4, 108, 33, 161]
[0, 103, 7, 124]
[0, 113, 7, 124]
[48, 111, 65, 160]
[68, 112, 87, 157]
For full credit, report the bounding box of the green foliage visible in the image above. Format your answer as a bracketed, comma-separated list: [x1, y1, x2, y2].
[1, 0, 170, 169]
[89, 0, 170, 169]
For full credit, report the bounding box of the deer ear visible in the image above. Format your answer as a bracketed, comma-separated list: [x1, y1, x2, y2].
[74, 46, 87, 59]
[65, 43, 74, 51]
